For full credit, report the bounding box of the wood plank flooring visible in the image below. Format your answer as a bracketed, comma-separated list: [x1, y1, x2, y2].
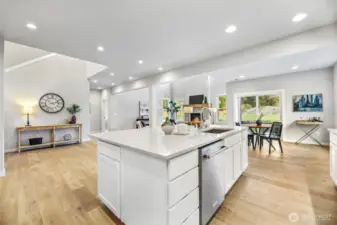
[0, 141, 336, 225]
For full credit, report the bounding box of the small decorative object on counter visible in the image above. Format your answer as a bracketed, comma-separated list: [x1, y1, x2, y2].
[256, 113, 264, 126]
[161, 117, 174, 135]
[66, 104, 81, 124]
[63, 134, 72, 141]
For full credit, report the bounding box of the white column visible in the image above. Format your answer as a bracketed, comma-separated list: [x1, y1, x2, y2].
[101, 89, 110, 132]
[0, 36, 4, 176]
[333, 63, 337, 128]
[149, 84, 158, 128]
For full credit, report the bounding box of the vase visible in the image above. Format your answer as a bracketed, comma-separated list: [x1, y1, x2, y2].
[256, 119, 262, 126]
[161, 117, 174, 135]
[70, 115, 76, 124]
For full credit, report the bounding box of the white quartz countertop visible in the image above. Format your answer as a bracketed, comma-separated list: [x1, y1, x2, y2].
[90, 125, 247, 160]
[328, 128, 337, 135]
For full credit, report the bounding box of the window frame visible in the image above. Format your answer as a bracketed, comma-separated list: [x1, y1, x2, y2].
[216, 94, 227, 123]
[235, 90, 284, 125]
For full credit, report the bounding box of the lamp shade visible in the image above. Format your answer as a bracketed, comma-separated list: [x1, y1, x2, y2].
[23, 106, 33, 114]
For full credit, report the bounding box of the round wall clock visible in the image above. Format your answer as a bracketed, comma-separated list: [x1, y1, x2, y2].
[39, 93, 65, 113]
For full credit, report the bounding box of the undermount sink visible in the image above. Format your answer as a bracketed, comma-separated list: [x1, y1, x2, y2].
[202, 128, 233, 134]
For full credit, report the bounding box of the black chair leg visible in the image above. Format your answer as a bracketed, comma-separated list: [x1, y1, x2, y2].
[260, 137, 263, 150]
[278, 139, 283, 153]
[269, 140, 272, 154]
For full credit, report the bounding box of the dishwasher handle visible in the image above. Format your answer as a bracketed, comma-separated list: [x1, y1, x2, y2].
[203, 146, 228, 159]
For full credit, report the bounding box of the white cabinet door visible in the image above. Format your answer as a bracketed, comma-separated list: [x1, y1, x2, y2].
[241, 138, 248, 171]
[331, 144, 337, 185]
[98, 153, 121, 217]
[224, 147, 234, 194]
[233, 143, 242, 181]
[334, 147, 337, 185]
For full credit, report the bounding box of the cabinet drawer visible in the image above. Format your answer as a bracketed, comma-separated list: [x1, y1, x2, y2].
[225, 133, 241, 147]
[169, 167, 199, 208]
[169, 188, 199, 225]
[182, 208, 199, 225]
[331, 133, 337, 146]
[168, 150, 198, 181]
[98, 141, 121, 161]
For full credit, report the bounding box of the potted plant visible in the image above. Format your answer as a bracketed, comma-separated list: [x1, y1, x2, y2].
[256, 112, 264, 126]
[166, 100, 181, 124]
[67, 104, 81, 124]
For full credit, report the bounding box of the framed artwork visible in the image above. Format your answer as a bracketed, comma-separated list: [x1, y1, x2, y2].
[139, 101, 149, 117]
[293, 94, 323, 112]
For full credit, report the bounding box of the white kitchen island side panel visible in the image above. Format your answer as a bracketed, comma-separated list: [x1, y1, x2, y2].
[121, 147, 168, 225]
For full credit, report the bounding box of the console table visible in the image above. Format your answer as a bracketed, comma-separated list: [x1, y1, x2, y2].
[294, 120, 323, 146]
[17, 124, 82, 152]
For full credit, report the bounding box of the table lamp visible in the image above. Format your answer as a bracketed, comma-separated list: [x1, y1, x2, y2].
[23, 106, 33, 126]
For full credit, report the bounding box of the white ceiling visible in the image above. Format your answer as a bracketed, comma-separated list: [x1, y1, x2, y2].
[1, 0, 337, 86]
[209, 45, 337, 83]
[4, 41, 49, 68]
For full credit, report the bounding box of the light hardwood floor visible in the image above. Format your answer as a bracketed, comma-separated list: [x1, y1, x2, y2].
[0, 141, 336, 225]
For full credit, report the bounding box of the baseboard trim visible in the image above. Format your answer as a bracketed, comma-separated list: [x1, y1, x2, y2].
[283, 139, 329, 146]
[5, 148, 17, 153]
[83, 138, 91, 142]
[0, 168, 6, 177]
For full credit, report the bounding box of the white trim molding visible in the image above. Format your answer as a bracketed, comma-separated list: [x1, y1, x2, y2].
[0, 168, 5, 177]
[4, 53, 56, 73]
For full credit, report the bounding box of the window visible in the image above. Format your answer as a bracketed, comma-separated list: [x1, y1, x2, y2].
[162, 98, 169, 122]
[240, 94, 281, 124]
[217, 95, 227, 121]
[175, 99, 184, 121]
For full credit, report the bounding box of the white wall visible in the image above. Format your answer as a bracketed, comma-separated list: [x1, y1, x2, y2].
[90, 90, 101, 132]
[333, 63, 337, 127]
[172, 75, 209, 104]
[227, 68, 334, 144]
[0, 36, 4, 175]
[4, 54, 90, 151]
[109, 88, 149, 130]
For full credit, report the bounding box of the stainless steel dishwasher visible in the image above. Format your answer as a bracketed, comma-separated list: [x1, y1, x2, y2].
[200, 140, 228, 225]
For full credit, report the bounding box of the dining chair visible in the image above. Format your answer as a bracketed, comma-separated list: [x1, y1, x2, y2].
[260, 122, 283, 153]
[235, 122, 254, 147]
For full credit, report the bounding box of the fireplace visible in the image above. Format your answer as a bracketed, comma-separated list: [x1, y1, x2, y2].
[191, 113, 201, 122]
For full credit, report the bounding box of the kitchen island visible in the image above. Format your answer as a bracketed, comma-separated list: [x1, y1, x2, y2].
[90, 126, 248, 225]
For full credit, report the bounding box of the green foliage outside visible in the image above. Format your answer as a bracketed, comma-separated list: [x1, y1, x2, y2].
[241, 95, 280, 123]
[218, 95, 227, 121]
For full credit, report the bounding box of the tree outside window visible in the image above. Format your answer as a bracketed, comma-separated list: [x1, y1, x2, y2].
[175, 99, 184, 121]
[162, 98, 169, 122]
[240, 95, 280, 123]
[217, 95, 227, 121]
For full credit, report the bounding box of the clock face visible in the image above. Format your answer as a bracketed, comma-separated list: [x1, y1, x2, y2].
[39, 93, 64, 113]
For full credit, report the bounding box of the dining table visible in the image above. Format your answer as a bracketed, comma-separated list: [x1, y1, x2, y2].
[243, 124, 272, 150]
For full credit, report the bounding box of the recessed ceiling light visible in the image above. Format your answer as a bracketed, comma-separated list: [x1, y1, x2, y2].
[97, 46, 104, 52]
[292, 65, 299, 70]
[292, 13, 308, 23]
[225, 25, 237, 33]
[158, 67, 163, 71]
[26, 23, 37, 30]
[138, 60, 143, 64]
[92, 80, 98, 83]
[110, 72, 115, 76]
[239, 75, 245, 79]
[111, 82, 115, 86]
[129, 76, 133, 80]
